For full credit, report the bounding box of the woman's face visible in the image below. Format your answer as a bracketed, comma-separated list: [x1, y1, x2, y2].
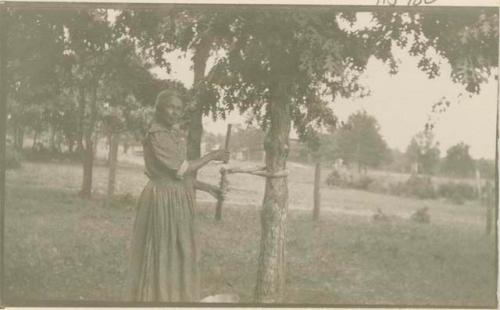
[160, 96, 184, 126]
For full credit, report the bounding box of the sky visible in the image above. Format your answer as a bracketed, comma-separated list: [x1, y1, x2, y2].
[151, 45, 498, 160]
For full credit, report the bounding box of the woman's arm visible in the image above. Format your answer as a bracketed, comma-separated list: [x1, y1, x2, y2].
[148, 130, 229, 179]
[185, 150, 229, 173]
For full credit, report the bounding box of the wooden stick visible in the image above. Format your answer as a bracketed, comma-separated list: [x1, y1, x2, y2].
[313, 162, 321, 221]
[225, 166, 266, 174]
[215, 124, 232, 221]
[223, 124, 232, 164]
[225, 166, 288, 178]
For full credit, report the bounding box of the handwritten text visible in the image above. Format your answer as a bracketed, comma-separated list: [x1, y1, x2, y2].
[376, 0, 438, 5]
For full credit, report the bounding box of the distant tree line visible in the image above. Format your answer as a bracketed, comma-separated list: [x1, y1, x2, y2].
[237, 110, 495, 179]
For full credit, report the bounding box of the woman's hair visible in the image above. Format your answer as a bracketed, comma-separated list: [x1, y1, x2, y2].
[154, 89, 182, 116]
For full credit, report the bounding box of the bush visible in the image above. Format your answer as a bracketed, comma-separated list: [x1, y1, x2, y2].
[326, 170, 350, 187]
[352, 176, 374, 190]
[391, 175, 436, 199]
[6, 145, 22, 169]
[410, 207, 431, 223]
[438, 182, 476, 205]
[326, 170, 373, 190]
[325, 170, 344, 187]
[367, 180, 390, 194]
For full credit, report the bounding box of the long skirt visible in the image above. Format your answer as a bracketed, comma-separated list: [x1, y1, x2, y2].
[127, 178, 200, 302]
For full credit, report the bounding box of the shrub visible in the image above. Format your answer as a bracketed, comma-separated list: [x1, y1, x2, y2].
[367, 180, 390, 194]
[352, 176, 374, 190]
[392, 175, 436, 199]
[410, 207, 431, 223]
[372, 208, 390, 222]
[326, 170, 350, 187]
[326, 170, 342, 187]
[437, 182, 476, 204]
[326, 170, 373, 190]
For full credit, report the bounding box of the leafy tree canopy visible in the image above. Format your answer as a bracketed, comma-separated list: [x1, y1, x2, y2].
[442, 142, 475, 177]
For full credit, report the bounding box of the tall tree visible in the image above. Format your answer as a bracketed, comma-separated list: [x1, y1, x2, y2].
[206, 7, 498, 302]
[406, 130, 441, 175]
[206, 8, 398, 301]
[442, 142, 475, 177]
[336, 111, 389, 172]
[44, 9, 111, 197]
[5, 9, 68, 152]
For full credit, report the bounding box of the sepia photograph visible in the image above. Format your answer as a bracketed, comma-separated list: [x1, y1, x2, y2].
[0, 0, 498, 307]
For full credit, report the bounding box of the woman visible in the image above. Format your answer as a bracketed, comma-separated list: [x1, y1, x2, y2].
[127, 89, 229, 302]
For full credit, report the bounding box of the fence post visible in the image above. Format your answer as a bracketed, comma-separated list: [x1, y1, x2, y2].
[313, 162, 321, 221]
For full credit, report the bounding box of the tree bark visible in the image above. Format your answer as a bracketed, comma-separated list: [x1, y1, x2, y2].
[105, 131, 112, 165]
[13, 125, 24, 151]
[76, 86, 86, 153]
[0, 8, 8, 304]
[123, 140, 129, 154]
[93, 129, 99, 159]
[49, 123, 56, 152]
[214, 169, 227, 221]
[68, 137, 74, 153]
[186, 36, 212, 198]
[79, 84, 98, 198]
[187, 37, 211, 160]
[254, 81, 290, 303]
[32, 130, 38, 149]
[313, 162, 321, 221]
[105, 131, 120, 206]
[20, 128, 24, 150]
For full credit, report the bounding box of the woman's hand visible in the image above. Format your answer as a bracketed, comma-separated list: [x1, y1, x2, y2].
[187, 149, 230, 173]
[211, 149, 230, 162]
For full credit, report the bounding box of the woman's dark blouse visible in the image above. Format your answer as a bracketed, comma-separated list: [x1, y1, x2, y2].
[142, 122, 188, 182]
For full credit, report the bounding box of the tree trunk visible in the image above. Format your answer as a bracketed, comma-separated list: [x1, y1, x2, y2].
[186, 36, 212, 198]
[67, 135, 75, 153]
[123, 140, 129, 154]
[313, 162, 321, 221]
[254, 81, 290, 303]
[20, 128, 24, 150]
[105, 132, 120, 206]
[49, 123, 56, 152]
[14, 125, 24, 151]
[32, 130, 38, 149]
[81, 138, 94, 198]
[106, 131, 112, 166]
[79, 84, 98, 198]
[187, 37, 211, 160]
[0, 8, 8, 305]
[214, 169, 227, 221]
[475, 169, 482, 199]
[55, 131, 63, 153]
[93, 129, 99, 159]
[76, 86, 86, 153]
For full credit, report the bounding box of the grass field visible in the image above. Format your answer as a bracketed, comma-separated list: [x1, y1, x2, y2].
[3, 157, 497, 307]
